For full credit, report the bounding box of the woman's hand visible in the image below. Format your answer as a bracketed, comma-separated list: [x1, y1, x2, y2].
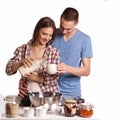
[18, 78, 28, 98]
[22, 57, 34, 67]
[11, 57, 34, 74]
[24, 72, 44, 83]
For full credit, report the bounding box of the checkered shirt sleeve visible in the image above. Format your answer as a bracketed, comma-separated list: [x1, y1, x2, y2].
[5, 43, 30, 75]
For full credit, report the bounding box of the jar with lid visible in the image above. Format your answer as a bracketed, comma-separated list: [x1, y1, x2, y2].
[79, 102, 93, 118]
[4, 95, 19, 118]
[74, 98, 85, 115]
[64, 100, 77, 117]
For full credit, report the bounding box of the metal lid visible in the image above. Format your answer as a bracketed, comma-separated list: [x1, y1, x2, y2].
[65, 100, 77, 103]
[4, 95, 17, 102]
[81, 102, 93, 110]
[74, 98, 85, 104]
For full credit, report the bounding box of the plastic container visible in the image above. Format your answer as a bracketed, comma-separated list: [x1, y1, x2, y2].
[4, 95, 19, 118]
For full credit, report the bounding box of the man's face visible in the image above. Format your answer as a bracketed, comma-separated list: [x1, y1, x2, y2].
[60, 18, 76, 36]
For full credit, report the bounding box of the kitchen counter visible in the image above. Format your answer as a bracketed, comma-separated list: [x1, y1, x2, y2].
[0, 107, 99, 120]
[0, 94, 99, 120]
[0, 114, 99, 120]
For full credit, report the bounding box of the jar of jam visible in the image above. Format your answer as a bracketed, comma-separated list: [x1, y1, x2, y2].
[4, 95, 19, 118]
[79, 102, 93, 118]
[64, 100, 77, 117]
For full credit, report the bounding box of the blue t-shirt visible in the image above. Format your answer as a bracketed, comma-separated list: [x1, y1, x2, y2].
[52, 29, 93, 97]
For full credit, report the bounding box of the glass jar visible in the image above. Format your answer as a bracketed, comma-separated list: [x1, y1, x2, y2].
[74, 98, 85, 115]
[4, 95, 19, 118]
[79, 102, 93, 118]
[64, 100, 77, 117]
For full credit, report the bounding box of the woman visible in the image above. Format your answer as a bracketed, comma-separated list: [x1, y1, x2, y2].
[5, 17, 60, 106]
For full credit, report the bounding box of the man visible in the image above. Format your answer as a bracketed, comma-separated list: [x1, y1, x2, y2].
[52, 7, 93, 102]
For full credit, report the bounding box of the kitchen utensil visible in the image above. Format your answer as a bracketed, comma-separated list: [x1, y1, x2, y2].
[29, 92, 62, 111]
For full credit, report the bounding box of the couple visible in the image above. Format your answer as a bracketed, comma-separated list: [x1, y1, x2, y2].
[6, 7, 93, 106]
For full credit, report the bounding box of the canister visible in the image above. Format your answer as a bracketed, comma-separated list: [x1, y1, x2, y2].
[74, 98, 85, 115]
[79, 102, 93, 118]
[4, 95, 19, 118]
[64, 100, 77, 117]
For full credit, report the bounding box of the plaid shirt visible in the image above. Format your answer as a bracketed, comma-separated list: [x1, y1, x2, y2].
[6, 40, 60, 93]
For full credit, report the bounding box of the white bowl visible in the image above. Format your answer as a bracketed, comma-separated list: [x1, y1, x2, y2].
[35, 106, 47, 118]
[23, 107, 34, 118]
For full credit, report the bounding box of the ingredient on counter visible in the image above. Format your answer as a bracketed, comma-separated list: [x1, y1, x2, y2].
[35, 106, 47, 118]
[4, 95, 19, 118]
[23, 107, 34, 118]
[79, 102, 94, 118]
[64, 100, 77, 117]
[74, 98, 85, 115]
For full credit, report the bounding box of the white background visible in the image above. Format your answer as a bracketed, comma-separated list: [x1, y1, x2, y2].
[0, 0, 120, 120]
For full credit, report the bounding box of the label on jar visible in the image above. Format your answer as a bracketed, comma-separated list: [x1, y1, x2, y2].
[64, 100, 77, 117]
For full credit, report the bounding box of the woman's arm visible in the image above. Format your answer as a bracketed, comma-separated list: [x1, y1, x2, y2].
[6, 44, 28, 75]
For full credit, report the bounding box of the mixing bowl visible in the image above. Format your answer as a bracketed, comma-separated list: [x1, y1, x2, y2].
[29, 92, 62, 110]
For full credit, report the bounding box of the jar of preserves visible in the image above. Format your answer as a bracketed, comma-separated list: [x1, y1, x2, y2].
[79, 102, 93, 118]
[4, 95, 19, 118]
[64, 100, 77, 117]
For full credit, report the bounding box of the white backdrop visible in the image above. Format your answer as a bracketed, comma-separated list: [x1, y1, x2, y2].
[0, 0, 120, 120]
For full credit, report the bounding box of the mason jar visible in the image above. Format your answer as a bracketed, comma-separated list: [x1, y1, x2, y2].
[74, 98, 85, 115]
[79, 102, 93, 118]
[64, 100, 77, 117]
[4, 95, 19, 118]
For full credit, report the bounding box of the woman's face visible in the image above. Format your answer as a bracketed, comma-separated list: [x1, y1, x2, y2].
[38, 27, 53, 45]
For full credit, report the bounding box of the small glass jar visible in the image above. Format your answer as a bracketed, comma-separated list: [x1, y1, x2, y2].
[64, 100, 77, 117]
[79, 102, 93, 118]
[4, 95, 19, 118]
[74, 98, 85, 115]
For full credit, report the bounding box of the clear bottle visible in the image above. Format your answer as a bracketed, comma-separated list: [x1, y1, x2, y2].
[4, 95, 19, 118]
[19, 58, 43, 76]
